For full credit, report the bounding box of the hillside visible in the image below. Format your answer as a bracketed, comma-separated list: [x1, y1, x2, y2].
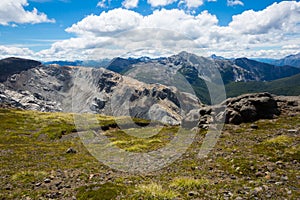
[226, 73, 300, 97]
[0, 101, 299, 199]
[0, 63, 201, 125]
[233, 58, 300, 81]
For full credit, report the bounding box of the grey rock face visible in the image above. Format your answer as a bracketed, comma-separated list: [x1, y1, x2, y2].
[0, 65, 202, 125]
[0, 83, 61, 112]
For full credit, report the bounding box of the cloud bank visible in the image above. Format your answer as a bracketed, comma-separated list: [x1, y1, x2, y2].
[0, 0, 55, 26]
[1, 1, 300, 60]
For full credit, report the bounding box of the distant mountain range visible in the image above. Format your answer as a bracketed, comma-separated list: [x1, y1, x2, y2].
[44, 52, 300, 69]
[1, 52, 300, 107]
[107, 52, 300, 82]
[44, 59, 110, 68]
[253, 53, 300, 68]
[103, 51, 300, 103]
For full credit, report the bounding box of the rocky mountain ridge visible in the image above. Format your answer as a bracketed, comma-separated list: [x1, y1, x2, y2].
[106, 51, 300, 84]
[1, 56, 299, 127]
[0, 62, 201, 125]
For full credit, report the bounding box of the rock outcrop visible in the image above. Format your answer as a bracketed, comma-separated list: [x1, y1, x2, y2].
[224, 93, 280, 124]
[185, 92, 281, 128]
[0, 83, 61, 112]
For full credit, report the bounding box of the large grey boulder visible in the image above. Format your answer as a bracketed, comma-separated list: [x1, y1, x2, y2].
[225, 92, 280, 124]
[185, 92, 281, 128]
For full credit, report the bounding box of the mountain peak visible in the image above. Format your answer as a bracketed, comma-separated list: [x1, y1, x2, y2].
[210, 54, 227, 60]
[177, 51, 194, 57]
[0, 57, 41, 82]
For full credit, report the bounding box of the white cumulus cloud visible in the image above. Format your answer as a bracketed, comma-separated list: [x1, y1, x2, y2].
[229, 1, 300, 34]
[4, 1, 300, 60]
[0, 45, 35, 59]
[0, 0, 55, 25]
[147, 0, 178, 7]
[122, 0, 139, 9]
[66, 8, 143, 36]
[184, 0, 204, 8]
[227, 0, 244, 7]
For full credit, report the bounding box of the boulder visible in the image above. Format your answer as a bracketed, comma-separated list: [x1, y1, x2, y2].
[224, 92, 280, 124]
[185, 92, 281, 128]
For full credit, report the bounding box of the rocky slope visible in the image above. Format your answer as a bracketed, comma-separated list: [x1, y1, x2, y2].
[1, 56, 299, 127]
[233, 58, 300, 81]
[0, 61, 201, 125]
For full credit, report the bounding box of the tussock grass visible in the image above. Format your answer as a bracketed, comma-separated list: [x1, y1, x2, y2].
[263, 135, 293, 146]
[135, 182, 179, 200]
[170, 177, 209, 190]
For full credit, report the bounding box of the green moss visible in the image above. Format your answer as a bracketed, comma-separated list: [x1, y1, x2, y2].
[263, 135, 293, 146]
[104, 126, 179, 152]
[76, 183, 126, 200]
[11, 171, 47, 184]
[125, 144, 149, 152]
[284, 145, 300, 161]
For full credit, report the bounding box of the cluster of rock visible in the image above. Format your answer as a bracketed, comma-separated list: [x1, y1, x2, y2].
[274, 95, 300, 116]
[185, 93, 283, 129]
[0, 83, 61, 112]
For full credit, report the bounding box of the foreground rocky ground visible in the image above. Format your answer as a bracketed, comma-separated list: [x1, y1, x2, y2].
[0, 94, 299, 199]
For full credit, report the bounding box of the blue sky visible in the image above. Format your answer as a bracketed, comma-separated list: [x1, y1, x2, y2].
[0, 0, 300, 60]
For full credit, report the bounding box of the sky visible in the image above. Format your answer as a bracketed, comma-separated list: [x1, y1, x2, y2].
[0, 0, 300, 61]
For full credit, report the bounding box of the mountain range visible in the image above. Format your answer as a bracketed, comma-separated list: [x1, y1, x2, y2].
[0, 51, 300, 122]
[253, 52, 300, 68]
[0, 57, 201, 125]
[103, 51, 300, 104]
